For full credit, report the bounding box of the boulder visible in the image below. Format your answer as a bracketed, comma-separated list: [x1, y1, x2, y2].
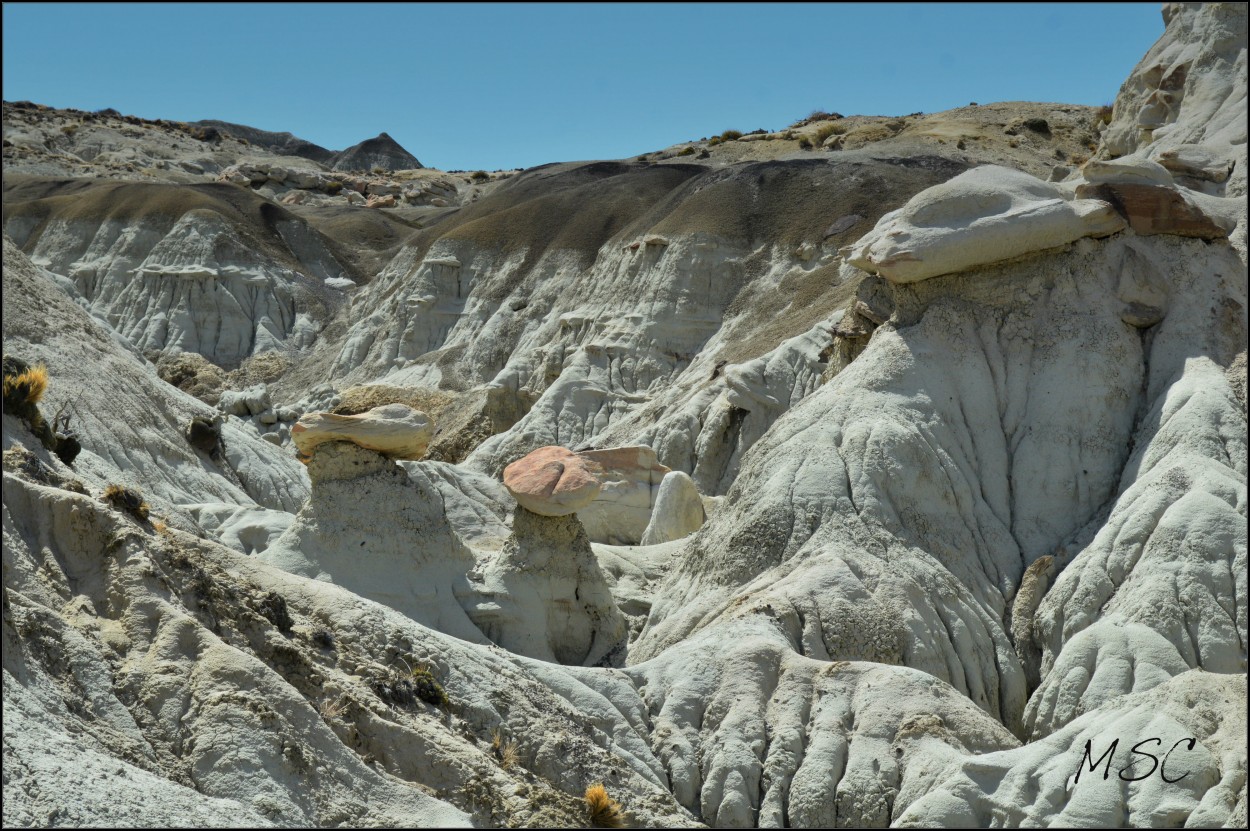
[843, 165, 1126, 283]
[291, 403, 433, 460]
[367, 182, 400, 196]
[343, 189, 365, 205]
[640, 471, 706, 545]
[365, 194, 397, 209]
[218, 384, 271, 417]
[1153, 144, 1234, 183]
[1075, 182, 1233, 238]
[502, 445, 602, 516]
[286, 169, 322, 189]
[1080, 156, 1174, 186]
[576, 446, 672, 544]
[280, 190, 310, 205]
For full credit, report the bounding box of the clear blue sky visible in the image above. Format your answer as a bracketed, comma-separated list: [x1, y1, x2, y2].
[3, 3, 1164, 171]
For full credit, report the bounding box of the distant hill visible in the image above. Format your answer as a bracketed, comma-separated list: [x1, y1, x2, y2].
[330, 131, 423, 172]
[194, 119, 336, 164]
[194, 121, 423, 172]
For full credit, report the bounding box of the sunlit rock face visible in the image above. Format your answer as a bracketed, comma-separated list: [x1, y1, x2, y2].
[1, 2, 1245, 827]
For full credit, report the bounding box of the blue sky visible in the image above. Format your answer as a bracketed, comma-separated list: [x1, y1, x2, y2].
[3, 3, 1163, 171]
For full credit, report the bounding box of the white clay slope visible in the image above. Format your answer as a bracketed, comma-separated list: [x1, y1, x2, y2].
[1, 2, 1246, 828]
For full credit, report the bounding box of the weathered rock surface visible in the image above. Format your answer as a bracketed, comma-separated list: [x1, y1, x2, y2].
[330, 131, 422, 172]
[576, 445, 673, 545]
[464, 508, 628, 666]
[842, 164, 1126, 283]
[640, 470, 705, 545]
[1, 2, 1245, 826]
[502, 444, 603, 516]
[291, 403, 433, 460]
[1076, 180, 1234, 238]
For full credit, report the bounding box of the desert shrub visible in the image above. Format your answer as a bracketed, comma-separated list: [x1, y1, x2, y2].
[797, 135, 813, 150]
[491, 729, 519, 770]
[3, 361, 48, 410]
[102, 484, 150, 521]
[697, 149, 710, 159]
[1023, 117, 1050, 134]
[677, 146, 695, 156]
[60, 124, 79, 135]
[719, 129, 743, 141]
[808, 110, 844, 122]
[373, 657, 449, 710]
[470, 170, 489, 181]
[584, 783, 625, 828]
[371, 166, 385, 175]
[813, 122, 848, 144]
[323, 180, 343, 194]
[311, 628, 336, 650]
[1096, 103, 1114, 125]
[707, 136, 722, 147]
[257, 591, 293, 634]
[409, 663, 448, 706]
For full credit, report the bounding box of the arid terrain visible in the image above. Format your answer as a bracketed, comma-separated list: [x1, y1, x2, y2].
[2, 3, 1246, 827]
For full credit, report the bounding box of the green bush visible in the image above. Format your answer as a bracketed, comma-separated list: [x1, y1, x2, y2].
[719, 129, 743, 141]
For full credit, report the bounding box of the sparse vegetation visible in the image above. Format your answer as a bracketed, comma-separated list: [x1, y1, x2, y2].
[797, 135, 813, 150]
[371, 166, 385, 175]
[471, 170, 490, 182]
[60, 123, 79, 135]
[1096, 103, 1114, 125]
[719, 129, 743, 141]
[311, 628, 336, 650]
[584, 783, 625, 828]
[257, 591, 293, 634]
[491, 729, 519, 770]
[3, 362, 48, 409]
[677, 146, 695, 156]
[324, 180, 343, 194]
[316, 694, 350, 722]
[812, 122, 847, 145]
[102, 484, 150, 521]
[373, 656, 449, 710]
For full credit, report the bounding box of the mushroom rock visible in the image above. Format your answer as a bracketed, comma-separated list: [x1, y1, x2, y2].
[502, 445, 603, 516]
[1080, 156, 1175, 186]
[462, 507, 628, 667]
[1153, 144, 1234, 183]
[575, 446, 672, 545]
[1074, 181, 1234, 239]
[842, 165, 1126, 283]
[291, 403, 433, 461]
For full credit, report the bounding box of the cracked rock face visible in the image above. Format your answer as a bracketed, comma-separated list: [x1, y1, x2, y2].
[465, 507, 628, 666]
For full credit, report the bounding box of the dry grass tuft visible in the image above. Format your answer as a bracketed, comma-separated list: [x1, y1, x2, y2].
[3, 363, 48, 407]
[102, 484, 150, 521]
[584, 783, 625, 828]
[491, 729, 519, 770]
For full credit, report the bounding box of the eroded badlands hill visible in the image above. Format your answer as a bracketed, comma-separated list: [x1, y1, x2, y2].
[3, 2, 1246, 827]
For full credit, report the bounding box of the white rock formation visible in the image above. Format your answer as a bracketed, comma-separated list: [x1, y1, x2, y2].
[842, 165, 1126, 283]
[640, 470, 705, 545]
[1, 3, 1245, 826]
[291, 403, 433, 460]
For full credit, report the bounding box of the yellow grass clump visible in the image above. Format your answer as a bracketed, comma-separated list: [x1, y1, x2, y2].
[102, 483, 150, 521]
[3, 363, 48, 407]
[584, 783, 625, 828]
